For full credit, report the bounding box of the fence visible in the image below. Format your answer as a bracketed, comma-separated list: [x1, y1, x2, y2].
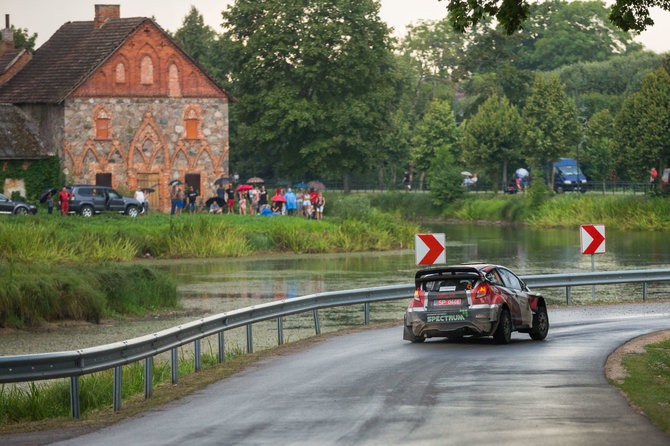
[1, 268, 669, 418]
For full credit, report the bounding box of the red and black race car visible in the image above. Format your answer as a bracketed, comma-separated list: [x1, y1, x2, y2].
[403, 264, 549, 344]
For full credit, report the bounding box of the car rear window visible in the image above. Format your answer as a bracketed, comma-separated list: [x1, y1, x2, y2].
[422, 277, 478, 292]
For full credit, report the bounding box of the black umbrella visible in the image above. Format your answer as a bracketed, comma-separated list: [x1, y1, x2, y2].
[205, 197, 219, 208]
[39, 188, 57, 203]
[142, 187, 155, 193]
[214, 177, 232, 186]
[168, 179, 183, 186]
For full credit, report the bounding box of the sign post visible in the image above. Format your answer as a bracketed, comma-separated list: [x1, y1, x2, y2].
[415, 233, 446, 266]
[580, 224, 606, 301]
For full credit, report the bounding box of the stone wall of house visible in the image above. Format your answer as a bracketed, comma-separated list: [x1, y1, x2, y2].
[19, 103, 63, 159]
[63, 97, 229, 212]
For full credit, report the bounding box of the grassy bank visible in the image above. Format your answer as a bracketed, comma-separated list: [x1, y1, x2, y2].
[614, 338, 670, 435]
[0, 208, 416, 263]
[353, 190, 670, 231]
[0, 263, 178, 328]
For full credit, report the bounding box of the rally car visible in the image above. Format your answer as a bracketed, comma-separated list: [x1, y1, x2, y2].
[403, 264, 548, 344]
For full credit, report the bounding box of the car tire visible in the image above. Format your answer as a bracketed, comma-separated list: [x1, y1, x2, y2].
[80, 205, 94, 217]
[529, 304, 549, 341]
[126, 205, 139, 217]
[403, 325, 425, 343]
[493, 308, 512, 344]
[14, 207, 28, 215]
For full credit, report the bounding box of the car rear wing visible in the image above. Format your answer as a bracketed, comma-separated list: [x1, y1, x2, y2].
[414, 267, 482, 288]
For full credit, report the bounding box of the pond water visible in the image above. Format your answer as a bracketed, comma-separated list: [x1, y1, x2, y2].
[2, 223, 669, 356]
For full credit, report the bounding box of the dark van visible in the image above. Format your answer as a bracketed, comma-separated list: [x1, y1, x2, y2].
[553, 158, 587, 193]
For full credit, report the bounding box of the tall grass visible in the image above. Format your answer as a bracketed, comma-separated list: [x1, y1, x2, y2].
[0, 343, 245, 424]
[0, 263, 178, 328]
[0, 210, 417, 263]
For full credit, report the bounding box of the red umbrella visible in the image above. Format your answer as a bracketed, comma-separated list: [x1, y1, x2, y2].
[271, 195, 287, 202]
[237, 184, 253, 191]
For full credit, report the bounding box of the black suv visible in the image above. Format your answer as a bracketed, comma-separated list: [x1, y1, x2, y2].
[67, 185, 141, 217]
[0, 193, 38, 215]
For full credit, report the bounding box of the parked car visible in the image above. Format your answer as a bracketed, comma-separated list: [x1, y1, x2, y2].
[0, 193, 38, 215]
[553, 158, 587, 193]
[67, 185, 141, 217]
[403, 264, 549, 344]
[662, 168, 670, 188]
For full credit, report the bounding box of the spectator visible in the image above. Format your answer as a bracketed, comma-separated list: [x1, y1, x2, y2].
[209, 200, 222, 214]
[134, 188, 145, 215]
[651, 167, 658, 184]
[238, 190, 248, 214]
[216, 183, 226, 208]
[176, 187, 185, 215]
[258, 185, 268, 209]
[315, 192, 325, 221]
[285, 188, 297, 216]
[58, 187, 72, 216]
[46, 192, 54, 215]
[170, 186, 178, 215]
[402, 170, 411, 191]
[188, 188, 198, 214]
[226, 184, 235, 214]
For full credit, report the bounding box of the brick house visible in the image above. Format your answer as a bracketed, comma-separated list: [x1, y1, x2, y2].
[0, 5, 234, 211]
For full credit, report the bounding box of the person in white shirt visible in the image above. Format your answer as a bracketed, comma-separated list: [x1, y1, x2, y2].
[134, 189, 145, 215]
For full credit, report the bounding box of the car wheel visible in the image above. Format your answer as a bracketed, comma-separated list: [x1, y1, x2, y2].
[126, 205, 138, 217]
[493, 308, 512, 344]
[403, 325, 425, 343]
[529, 304, 549, 341]
[80, 205, 94, 217]
[14, 207, 28, 215]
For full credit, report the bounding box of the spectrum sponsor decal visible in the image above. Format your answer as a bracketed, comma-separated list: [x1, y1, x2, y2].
[427, 310, 469, 323]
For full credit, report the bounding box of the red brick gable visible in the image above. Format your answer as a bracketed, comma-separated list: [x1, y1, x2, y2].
[71, 21, 226, 99]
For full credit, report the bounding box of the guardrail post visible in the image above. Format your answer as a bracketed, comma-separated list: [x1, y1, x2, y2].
[566, 286, 571, 305]
[194, 339, 201, 372]
[144, 357, 152, 399]
[313, 309, 321, 335]
[364, 302, 370, 325]
[171, 348, 178, 384]
[113, 365, 122, 412]
[643, 282, 647, 301]
[70, 376, 80, 419]
[218, 332, 225, 363]
[246, 324, 253, 353]
[277, 317, 284, 345]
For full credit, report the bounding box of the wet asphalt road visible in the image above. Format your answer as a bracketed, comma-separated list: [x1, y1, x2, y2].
[52, 303, 670, 446]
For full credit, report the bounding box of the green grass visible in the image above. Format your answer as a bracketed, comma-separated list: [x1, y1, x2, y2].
[0, 343, 245, 424]
[0, 211, 417, 263]
[615, 339, 670, 435]
[0, 263, 178, 328]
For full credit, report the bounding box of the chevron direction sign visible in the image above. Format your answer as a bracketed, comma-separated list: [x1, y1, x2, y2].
[415, 233, 446, 265]
[580, 224, 606, 255]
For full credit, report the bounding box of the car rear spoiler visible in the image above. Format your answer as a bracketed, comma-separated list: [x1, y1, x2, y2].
[414, 267, 482, 288]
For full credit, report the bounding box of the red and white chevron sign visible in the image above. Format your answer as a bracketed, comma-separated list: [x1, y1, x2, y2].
[415, 233, 446, 265]
[580, 224, 606, 255]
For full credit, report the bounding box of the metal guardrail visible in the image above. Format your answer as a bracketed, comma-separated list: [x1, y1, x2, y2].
[1, 269, 669, 418]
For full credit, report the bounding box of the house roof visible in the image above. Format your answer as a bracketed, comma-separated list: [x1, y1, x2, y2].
[0, 17, 235, 104]
[0, 103, 52, 160]
[0, 48, 26, 75]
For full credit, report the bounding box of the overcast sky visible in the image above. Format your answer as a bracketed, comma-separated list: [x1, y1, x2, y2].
[3, 0, 669, 54]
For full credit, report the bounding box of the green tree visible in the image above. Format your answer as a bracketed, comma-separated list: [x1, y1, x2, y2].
[443, 0, 670, 34]
[173, 6, 217, 71]
[222, 0, 398, 186]
[613, 67, 670, 183]
[522, 75, 581, 186]
[411, 98, 461, 189]
[12, 26, 37, 51]
[462, 94, 523, 192]
[581, 109, 615, 190]
[427, 145, 464, 203]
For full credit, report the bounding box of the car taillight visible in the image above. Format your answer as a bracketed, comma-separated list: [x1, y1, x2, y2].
[409, 289, 425, 308]
[471, 283, 491, 305]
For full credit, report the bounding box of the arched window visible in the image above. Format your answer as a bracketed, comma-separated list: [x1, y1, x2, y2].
[115, 62, 126, 83]
[94, 106, 112, 140]
[184, 107, 199, 139]
[168, 63, 181, 97]
[140, 55, 154, 85]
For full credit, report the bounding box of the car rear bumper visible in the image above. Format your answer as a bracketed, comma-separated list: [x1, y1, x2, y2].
[404, 305, 501, 339]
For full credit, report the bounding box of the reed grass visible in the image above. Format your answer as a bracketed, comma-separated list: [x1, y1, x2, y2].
[0, 210, 417, 263]
[0, 263, 178, 328]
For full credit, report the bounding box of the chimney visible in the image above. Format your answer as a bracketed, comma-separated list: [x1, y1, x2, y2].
[94, 4, 120, 28]
[1, 14, 14, 53]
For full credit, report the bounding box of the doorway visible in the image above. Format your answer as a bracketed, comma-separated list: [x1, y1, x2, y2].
[137, 173, 160, 211]
[96, 173, 112, 187]
[185, 173, 201, 194]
